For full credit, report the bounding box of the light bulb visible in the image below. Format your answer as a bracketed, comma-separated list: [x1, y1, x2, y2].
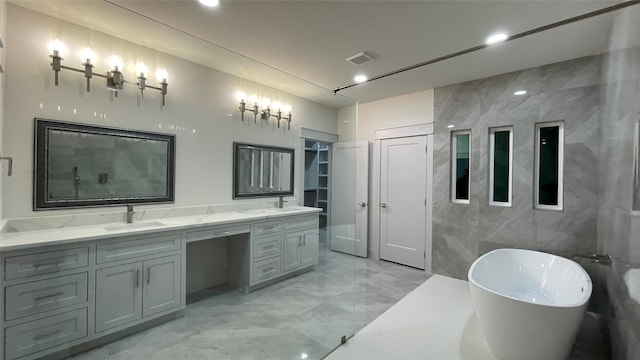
[235, 91, 246, 102]
[136, 62, 147, 75]
[198, 0, 219, 7]
[156, 68, 168, 82]
[80, 47, 94, 63]
[485, 32, 508, 45]
[272, 101, 282, 111]
[354, 74, 367, 83]
[249, 95, 258, 105]
[262, 98, 271, 108]
[283, 104, 292, 113]
[109, 55, 123, 70]
[48, 38, 64, 55]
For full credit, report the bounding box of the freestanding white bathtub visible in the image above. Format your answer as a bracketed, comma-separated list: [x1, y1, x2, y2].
[468, 248, 592, 360]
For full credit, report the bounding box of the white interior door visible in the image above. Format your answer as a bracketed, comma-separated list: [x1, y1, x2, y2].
[380, 136, 427, 269]
[330, 141, 369, 257]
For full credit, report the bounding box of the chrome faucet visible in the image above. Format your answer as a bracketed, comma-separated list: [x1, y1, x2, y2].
[571, 253, 613, 267]
[126, 205, 135, 223]
[278, 196, 286, 209]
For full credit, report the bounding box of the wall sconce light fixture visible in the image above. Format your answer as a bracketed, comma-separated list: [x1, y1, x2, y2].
[49, 39, 169, 107]
[236, 92, 293, 130]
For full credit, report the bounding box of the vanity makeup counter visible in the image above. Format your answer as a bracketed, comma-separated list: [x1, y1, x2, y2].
[0, 206, 320, 360]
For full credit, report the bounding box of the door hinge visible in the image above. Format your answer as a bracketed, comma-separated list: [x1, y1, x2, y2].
[426, 145, 428, 153]
[424, 199, 426, 205]
[424, 251, 426, 258]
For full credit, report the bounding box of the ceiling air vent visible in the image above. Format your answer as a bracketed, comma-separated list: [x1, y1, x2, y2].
[346, 51, 373, 66]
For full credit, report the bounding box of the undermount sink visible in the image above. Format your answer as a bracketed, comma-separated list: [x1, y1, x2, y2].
[104, 221, 166, 231]
[272, 207, 303, 212]
[238, 209, 271, 214]
[239, 207, 305, 215]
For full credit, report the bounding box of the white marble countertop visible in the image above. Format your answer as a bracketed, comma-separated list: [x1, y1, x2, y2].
[0, 206, 321, 252]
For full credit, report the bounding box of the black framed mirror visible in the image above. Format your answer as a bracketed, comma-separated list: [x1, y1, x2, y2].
[233, 142, 294, 199]
[34, 118, 176, 210]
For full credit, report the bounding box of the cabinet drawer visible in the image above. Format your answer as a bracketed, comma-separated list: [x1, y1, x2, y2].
[252, 220, 283, 237]
[97, 234, 182, 264]
[284, 215, 317, 231]
[186, 224, 250, 242]
[252, 256, 281, 284]
[5, 273, 88, 321]
[5, 308, 87, 360]
[252, 235, 282, 260]
[4, 247, 89, 281]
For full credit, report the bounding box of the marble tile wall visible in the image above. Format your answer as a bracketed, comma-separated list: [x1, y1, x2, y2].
[433, 55, 602, 279]
[598, 5, 640, 357]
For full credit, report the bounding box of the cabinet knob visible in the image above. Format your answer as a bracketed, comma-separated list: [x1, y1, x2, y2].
[359, 202, 367, 207]
[381, 203, 387, 208]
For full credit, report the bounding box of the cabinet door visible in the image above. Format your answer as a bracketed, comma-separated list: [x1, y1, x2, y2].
[283, 233, 301, 273]
[96, 262, 142, 332]
[300, 230, 318, 268]
[143, 255, 181, 317]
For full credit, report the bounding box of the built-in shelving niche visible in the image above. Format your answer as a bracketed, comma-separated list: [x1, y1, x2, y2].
[303, 139, 331, 228]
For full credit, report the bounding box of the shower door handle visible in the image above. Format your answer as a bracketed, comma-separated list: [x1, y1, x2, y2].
[359, 202, 367, 208]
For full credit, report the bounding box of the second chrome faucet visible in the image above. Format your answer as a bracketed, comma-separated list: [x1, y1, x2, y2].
[126, 205, 135, 223]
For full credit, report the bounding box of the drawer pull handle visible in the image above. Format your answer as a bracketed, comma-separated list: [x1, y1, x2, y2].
[33, 261, 62, 269]
[34, 292, 65, 302]
[136, 269, 140, 288]
[262, 244, 276, 250]
[265, 225, 277, 230]
[33, 328, 65, 341]
[262, 267, 274, 273]
[147, 268, 151, 285]
[215, 231, 231, 237]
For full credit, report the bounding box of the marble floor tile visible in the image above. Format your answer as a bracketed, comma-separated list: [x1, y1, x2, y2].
[68, 244, 431, 360]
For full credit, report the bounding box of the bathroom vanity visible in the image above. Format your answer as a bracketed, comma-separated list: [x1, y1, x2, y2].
[0, 207, 320, 360]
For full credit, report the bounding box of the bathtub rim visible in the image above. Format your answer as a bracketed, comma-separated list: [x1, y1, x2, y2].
[468, 248, 593, 308]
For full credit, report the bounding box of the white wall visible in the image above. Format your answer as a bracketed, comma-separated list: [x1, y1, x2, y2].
[352, 89, 435, 258]
[1, 4, 339, 219]
[357, 89, 434, 142]
[0, 0, 6, 221]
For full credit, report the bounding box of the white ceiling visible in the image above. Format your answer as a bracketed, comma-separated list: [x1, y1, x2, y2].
[12, 0, 627, 108]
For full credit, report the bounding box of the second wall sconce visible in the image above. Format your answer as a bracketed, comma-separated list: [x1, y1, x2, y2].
[49, 39, 169, 107]
[235, 91, 293, 130]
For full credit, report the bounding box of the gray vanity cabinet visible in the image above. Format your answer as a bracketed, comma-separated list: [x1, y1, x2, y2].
[142, 255, 181, 317]
[283, 233, 302, 272]
[282, 215, 318, 274]
[299, 230, 318, 268]
[96, 254, 181, 332]
[1, 209, 318, 359]
[283, 229, 318, 273]
[96, 262, 143, 332]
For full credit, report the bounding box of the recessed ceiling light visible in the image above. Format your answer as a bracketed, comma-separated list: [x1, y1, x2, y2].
[199, 0, 219, 7]
[514, 90, 527, 96]
[354, 74, 368, 83]
[485, 32, 508, 45]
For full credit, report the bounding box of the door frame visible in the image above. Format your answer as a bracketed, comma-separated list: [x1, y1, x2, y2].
[298, 127, 338, 207]
[371, 124, 433, 272]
